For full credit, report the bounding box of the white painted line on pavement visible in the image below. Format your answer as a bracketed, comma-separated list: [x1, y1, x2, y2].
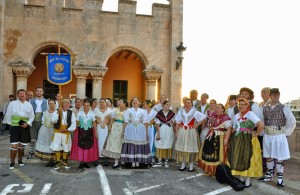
[97, 165, 112, 195]
[134, 184, 165, 193]
[17, 184, 34, 193]
[123, 188, 133, 195]
[40, 183, 52, 194]
[0, 184, 19, 195]
[178, 173, 203, 181]
[123, 173, 204, 194]
[203, 186, 232, 195]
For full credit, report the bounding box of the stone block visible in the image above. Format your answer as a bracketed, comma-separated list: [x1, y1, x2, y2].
[27, 0, 45, 6]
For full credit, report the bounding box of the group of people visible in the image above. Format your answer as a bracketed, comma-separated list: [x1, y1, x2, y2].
[190, 87, 296, 188]
[2, 86, 296, 189]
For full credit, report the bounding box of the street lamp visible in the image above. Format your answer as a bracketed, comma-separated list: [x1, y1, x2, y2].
[176, 42, 186, 70]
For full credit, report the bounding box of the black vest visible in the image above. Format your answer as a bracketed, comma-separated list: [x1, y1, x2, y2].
[53, 110, 72, 129]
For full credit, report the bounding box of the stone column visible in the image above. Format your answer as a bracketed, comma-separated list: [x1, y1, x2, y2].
[90, 67, 108, 99]
[73, 68, 89, 99]
[170, 0, 184, 108]
[142, 66, 164, 101]
[9, 58, 35, 91]
[146, 80, 157, 100]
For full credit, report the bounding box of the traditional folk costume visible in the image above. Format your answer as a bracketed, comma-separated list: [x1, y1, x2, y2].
[226, 104, 239, 124]
[28, 97, 48, 158]
[175, 108, 206, 171]
[154, 109, 175, 167]
[35, 110, 55, 164]
[70, 110, 99, 168]
[69, 106, 83, 140]
[199, 113, 231, 176]
[102, 108, 126, 168]
[228, 111, 263, 183]
[121, 108, 150, 165]
[50, 110, 76, 169]
[70, 106, 83, 118]
[259, 102, 296, 186]
[152, 103, 163, 112]
[93, 107, 113, 158]
[196, 103, 209, 140]
[5, 100, 34, 169]
[146, 108, 157, 163]
[200, 110, 216, 145]
[258, 99, 270, 173]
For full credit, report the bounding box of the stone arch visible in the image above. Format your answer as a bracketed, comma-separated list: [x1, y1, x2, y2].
[26, 41, 77, 99]
[107, 46, 149, 68]
[28, 41, 75, 65]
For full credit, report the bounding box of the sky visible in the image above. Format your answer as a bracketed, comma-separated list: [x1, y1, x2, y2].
[103, 0, 300, 104]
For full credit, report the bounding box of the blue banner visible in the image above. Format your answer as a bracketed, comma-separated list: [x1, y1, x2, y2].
[47, 54, 72, 85]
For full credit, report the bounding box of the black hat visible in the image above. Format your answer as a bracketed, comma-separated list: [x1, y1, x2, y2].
[270, 88, 280, 95]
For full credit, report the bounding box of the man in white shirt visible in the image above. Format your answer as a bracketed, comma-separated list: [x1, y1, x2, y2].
[5, 89, 35, 169]
[28, 87, 48, 159]
[259, 88, 296, 187]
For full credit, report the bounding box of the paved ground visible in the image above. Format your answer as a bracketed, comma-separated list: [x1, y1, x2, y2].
[0, 133, 300, 195]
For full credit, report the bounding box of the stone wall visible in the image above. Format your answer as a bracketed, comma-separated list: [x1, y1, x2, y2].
[0, 0, 184, 109]
[288, 122, 300, 153]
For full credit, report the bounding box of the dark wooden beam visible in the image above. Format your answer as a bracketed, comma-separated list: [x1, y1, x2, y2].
[124, 51, 132, 60]
[116, 51, 123, 59]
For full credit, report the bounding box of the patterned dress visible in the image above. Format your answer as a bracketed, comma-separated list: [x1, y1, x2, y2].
[154, 109, 175, 159]
[199, 113, 231, 176]
[175, 108, 206, 162]
[35, 110, 55, 160]
[228, 111, 263, 177]
[94, 107, 113, 157]
[200, 110, 216, 145]
[102, 108, 126, 159]
[121, 107, 150, 163]
[70, 111, 99, 162]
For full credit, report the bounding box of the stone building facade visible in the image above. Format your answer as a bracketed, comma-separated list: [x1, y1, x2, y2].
[0, 0, 184, 109]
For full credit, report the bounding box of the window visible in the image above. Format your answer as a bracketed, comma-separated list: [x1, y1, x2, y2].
[113, 80, 128, 106]
[43, 80, 59, 100]
[86, 79, 93, 99]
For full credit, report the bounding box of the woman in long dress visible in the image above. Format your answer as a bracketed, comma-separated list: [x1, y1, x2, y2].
[175, 98, 207, 172]
[199, 103, 232, 176]
[228, 98, 264, 188]
[142, 100, 157, 165]
[200, 99, 217, 145]
[102, 99, 128, 168]
[70, 98, 99, 169]
[94, 98, 113, 166]
[154, 100, 175, 168]
[121, 97, 150, 168]
[35, 99, 56, 167]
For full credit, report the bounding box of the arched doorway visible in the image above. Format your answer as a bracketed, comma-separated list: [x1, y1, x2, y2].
[27, 45, 76, 100]
[102, 49, 146, 106]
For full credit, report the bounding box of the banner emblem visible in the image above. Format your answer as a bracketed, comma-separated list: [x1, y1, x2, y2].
[47, 54, 72, 85]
